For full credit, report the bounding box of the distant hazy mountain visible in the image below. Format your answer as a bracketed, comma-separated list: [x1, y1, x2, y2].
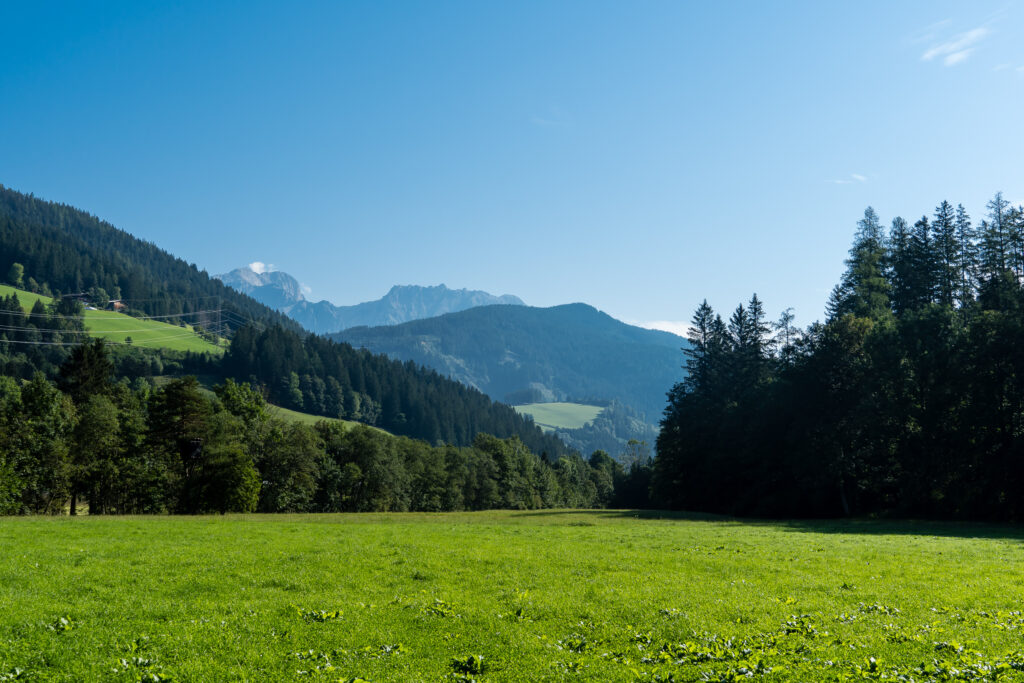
[216, 264, 524, 334]
[332, 303, 687, 422]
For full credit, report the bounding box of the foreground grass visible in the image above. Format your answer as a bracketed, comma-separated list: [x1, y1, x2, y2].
[513, 403, 603, 432]
[2, 512, 1024, 682]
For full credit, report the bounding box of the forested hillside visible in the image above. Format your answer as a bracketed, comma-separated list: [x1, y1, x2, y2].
[223, 324, 569, 456]
[656, 194, 1024, 520]
[334, 302, 686, 421]
[0, 185, 570, 455]
[0, 185, 300, 333]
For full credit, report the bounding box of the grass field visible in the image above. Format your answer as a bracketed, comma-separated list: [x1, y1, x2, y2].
[0, 284, 223, 355]
[3, 512, 1024, 681]
[269, 404, 390, 434]
[514, 402, 603, 432]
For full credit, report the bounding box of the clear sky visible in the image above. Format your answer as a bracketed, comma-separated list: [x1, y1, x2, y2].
[2, 1, 1023, 333]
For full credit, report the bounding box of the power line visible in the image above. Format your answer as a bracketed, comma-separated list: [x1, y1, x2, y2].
[0, 324, 220, 335]
[0, 330, 226, 348]
[2, 308, 224, 322]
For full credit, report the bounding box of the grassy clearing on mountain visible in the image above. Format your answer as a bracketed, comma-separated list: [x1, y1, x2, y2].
[0, 284, 223, 355]
[514, 402, 603, 432]
[269, 403, 391, 434]
[3, 512, 1024, 682]
[0, 284, 51, 311]
[82, 309, 224, 354]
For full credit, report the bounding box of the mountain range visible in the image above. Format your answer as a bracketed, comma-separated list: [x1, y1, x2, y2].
[217, 264, 524, 334]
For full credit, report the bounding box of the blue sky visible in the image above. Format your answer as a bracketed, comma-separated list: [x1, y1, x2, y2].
[2, 1, 1023, 333]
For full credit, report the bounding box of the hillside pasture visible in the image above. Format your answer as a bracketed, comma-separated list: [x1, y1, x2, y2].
[0, 284, 223, 354]
[514, 402, 603, 432]
[0, 284, 51, 311]
[3, 512, 1024, 681]
[82, 309, 223, 354]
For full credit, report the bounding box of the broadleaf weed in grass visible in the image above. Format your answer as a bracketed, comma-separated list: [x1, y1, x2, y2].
[450, 654, 485, 675]
[295, 607, 343, 623]
[46, 615, 75, 632]
[424, 598, 459, 618]
[858, 602, 900, 616]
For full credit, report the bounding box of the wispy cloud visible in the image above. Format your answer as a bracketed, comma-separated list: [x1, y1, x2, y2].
[921, 27, 989, 66]
[943, 49, 974, 66]
[829, 174, 868, 185]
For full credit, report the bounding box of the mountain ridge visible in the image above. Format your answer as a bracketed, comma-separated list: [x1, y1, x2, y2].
[217, 264, 525, 333]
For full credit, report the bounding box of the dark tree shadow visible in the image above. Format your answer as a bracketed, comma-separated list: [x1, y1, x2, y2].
[508, 509, 1024, 542]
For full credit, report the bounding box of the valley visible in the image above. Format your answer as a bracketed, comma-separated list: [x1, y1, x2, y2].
[5, 3, 1023, 681]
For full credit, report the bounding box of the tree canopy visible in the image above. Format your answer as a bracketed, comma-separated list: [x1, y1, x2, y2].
[656, 194, 1024, 521]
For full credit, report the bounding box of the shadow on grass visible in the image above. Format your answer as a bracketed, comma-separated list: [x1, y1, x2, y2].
[750, 517, 1024, 542]
[512, 509, 1024, 541]
[506, 509, 733, 523]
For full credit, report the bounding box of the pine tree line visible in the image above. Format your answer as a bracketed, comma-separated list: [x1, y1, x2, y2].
[0, 341, 616, 515]
[655, 193, 1024, 520]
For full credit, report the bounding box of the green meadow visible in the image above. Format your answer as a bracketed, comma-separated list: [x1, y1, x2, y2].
[0, 284, 223, 355]
[0, 285, 51, 312]
[3, 511, 1024, 682]
[514, 403, 603, 432]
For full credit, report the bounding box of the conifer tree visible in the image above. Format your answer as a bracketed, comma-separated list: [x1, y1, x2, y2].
[682, 300, 717, 394]
[835, 207, 891, 320]
[980, 192, 1012, 280]
[954, 204, 977, 307]
[907, 215, 937, 309]
[888, 217, 913, 315]
[58, 339, 113, 405]
[932, 201, 959, 307]
[773, 307, 798, 365]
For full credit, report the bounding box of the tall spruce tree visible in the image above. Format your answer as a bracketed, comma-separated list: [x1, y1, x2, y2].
[954, 204, 977, 308]
[835, 207, 891, 320]
[979, 193, 1016, 310]
[682, 300, 717, 395]
[58, 339, 113, 405]
[907, 215, 937, 309]
[888, 216, 913, 315]
[932, 201, 959, 307]
[980, 192, 1012, 280]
